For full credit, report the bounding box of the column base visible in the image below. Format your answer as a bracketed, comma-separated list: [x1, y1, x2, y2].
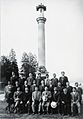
[36, 66, 48, 79]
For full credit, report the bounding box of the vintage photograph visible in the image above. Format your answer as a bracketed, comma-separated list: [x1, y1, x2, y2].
[0, 0, 83, 119]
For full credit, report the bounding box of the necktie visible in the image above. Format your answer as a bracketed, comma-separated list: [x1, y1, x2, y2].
[36, 92, 37, 100]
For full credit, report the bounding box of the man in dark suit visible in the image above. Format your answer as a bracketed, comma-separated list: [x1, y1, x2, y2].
[39, 80, 45, 93]
[36, 73, 42, 87]
[14, 87, 23, 113]
[51, 87, 60, 114]
[59, 71, 68, 88]
[23, 87, 31, 113]
[30, 80, 36, 93]
[51, 73, 58, 87]
[66, 82, 72, 94]
[10, 72, 17, 86]
[61, 88, 71, 115]
[27, 73, 34, 86]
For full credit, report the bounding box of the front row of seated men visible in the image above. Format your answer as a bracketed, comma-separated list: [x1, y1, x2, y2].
[4, 79, 82, 116]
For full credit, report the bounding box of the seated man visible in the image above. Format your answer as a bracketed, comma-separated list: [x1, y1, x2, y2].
[42, 87, 51, 114]
[61, 88, 71, 115]
[4, 81, 14, 113]
[32, 87, 41, 114]
[71, 87, 81, 116]
[51, 87, 60, 114]
[14, 87, 23, 113]
[23, 87, 31, 113]
[75, 82, 82, 104]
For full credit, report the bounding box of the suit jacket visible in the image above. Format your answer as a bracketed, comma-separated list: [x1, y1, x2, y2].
[27, 77, 33, 86]
[51, 78, 58, 87]
[39, 85, 45, 93]
[59, 76, 68, 87]
[44, 78, 50, 87]
[71, 92, 80, 103]
[14, 91, 23, 101]
[61, 92, 71, 104]
[42, 91, 51, 101]
[32, 91, 41, 102]
[35, 77, 42, 87]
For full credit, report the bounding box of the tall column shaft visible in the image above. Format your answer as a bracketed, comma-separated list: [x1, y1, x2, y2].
[38, 21, 45, 67]
[37, 17, 46, 67]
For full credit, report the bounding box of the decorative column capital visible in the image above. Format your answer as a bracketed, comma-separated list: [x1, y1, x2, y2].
[36, 17, 46, 24]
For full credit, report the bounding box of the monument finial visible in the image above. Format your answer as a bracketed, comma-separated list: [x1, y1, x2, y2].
[36, 3, 46, 11]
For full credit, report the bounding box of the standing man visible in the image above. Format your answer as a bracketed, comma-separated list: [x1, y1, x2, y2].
[59, 71, 68, 88]
[10, 72, 17, 86]
[51, 73, 58, 87]
[44, 74, 50, 87]
[27, 73, 33, 86]
[36, 73, 42, 87]
[39, 80, 45, 93]
[32, 87, 41, 114]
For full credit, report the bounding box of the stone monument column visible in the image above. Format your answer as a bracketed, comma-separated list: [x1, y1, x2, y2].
[36, 3, 46, 67]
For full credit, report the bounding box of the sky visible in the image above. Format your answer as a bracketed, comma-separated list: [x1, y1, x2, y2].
[1, 0, 83, 83]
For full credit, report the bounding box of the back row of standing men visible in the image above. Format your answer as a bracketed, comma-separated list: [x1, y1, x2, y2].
[5, 71, 83, 115]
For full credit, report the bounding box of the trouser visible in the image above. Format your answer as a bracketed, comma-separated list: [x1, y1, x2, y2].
[14, 100, 23, 113]
[61, 103, 71, 115]
[71, 102, 80, 114]
[6, 99, 14, 112]
[42, 101, 50, 113]
[32, 100, 41, 113]
[24, 102, 31, 113]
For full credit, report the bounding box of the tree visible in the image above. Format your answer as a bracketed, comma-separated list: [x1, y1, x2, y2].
[8, 49, 19, 77]
[1, 56, 12, 85]
[9, 49, 16, 62]
[20, 52, 38, 78]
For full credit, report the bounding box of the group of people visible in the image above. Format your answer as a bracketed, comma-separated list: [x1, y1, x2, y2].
[4, 71, 82, 116]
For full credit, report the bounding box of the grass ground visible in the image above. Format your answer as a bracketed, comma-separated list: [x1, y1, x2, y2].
[0, 91, 82, 119]
[0, 99, 81, 119]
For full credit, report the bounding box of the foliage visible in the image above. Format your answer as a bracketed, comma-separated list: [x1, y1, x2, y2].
[20, 52, 38, 78]
[1, 49, 19, 84]
[8, 49, 19, 77]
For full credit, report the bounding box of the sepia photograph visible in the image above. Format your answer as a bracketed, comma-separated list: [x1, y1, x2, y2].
[0, 0, 83, 119]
